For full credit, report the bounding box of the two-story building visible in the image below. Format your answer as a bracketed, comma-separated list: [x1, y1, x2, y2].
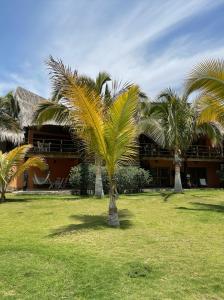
[7, 87, 224, 190]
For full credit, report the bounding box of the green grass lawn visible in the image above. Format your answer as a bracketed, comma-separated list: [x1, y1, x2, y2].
[0, 190, 224, 299]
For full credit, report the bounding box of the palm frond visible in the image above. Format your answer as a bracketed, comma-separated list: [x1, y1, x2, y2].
[95, 72, 111, 94]
[0, 110, 21, 132]
[195, 92, 224, 124]
[104, 86, 139, 176]
[33, 100, 70, 125]
[185, 58, 224, 98]
[47, 55, 78, 100]
[13, 156, 47, 180]
[46, 57, 107, 157]
[0, 145, 48, 193]
[195, 121, 223, 146]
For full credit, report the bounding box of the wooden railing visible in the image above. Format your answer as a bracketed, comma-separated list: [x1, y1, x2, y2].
[140, 143, 223, 159]
[31, 138, 80, 153]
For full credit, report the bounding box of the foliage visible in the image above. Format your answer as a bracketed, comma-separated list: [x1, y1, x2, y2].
[0, 91, 22, 142]
[69, 164, 151, 194]
[139, 89, 223, 192]
[0, 144, 47, 201]
[140, 89, 223, 152]
[185, 58, 224, 125]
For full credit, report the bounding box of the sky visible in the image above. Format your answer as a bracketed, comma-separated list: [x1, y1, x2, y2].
[0, 0, 224, 99]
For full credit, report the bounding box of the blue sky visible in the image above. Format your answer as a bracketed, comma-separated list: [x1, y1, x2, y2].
[0, 0, 224, 98]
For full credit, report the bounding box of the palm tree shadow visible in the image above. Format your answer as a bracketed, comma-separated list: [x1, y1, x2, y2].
[48, 209, 133, 237]
[160, 192, 175, 202]
[176, 202, 224, 213]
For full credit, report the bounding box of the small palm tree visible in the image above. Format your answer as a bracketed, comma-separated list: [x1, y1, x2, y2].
[185, 58, 224, 124]
[45, 57, 139, 226]
[140, 89, 223, 192]
[0, 144, 48, 202]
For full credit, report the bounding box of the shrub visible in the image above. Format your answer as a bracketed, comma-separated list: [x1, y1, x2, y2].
[69, 164, 152, 194]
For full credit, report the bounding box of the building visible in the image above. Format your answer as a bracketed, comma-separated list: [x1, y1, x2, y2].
[8, 87, 80, 190]
[139, 135, 223, 188]
[7, 87, 224, 190]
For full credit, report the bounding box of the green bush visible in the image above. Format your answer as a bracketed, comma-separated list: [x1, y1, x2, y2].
[69, 164, 152, 194]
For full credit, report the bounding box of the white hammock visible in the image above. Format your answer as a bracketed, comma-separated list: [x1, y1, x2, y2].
[33, 172, 50, 185]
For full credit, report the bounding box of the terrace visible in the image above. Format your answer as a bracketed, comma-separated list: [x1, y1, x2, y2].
[140, 143, 223, 160]
[31, 137, 79, 153]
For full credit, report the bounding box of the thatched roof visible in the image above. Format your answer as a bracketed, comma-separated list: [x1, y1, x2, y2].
[0, 130, 24, 144]
[14, 86, 48, 128]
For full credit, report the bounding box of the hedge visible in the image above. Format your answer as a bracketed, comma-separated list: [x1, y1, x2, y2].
[69, 164, 152, 194]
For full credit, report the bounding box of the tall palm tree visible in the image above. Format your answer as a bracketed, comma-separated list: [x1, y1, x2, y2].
[45, 57, 139, 226]
[34, 63, 133, 198]
[0, 144, 47, 202]
[140, 89, 223, 192]
[185, 58, 224, 124]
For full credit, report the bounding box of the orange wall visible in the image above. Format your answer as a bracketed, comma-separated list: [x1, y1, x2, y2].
[27, 157, 79, 189]
[142, 158, 221, 187]
[187, 161, 220, 187]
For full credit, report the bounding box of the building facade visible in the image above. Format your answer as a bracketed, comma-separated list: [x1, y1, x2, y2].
[7, 87, 224, 190]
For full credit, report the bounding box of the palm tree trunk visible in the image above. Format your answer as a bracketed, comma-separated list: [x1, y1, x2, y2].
[108, 179, 120, 227]
[0, 187, 6, 203]
[94, 157, 104, 198]
[174, 163, 183, 192]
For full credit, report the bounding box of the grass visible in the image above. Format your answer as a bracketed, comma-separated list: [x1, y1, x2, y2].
[0, 189, 224, 299]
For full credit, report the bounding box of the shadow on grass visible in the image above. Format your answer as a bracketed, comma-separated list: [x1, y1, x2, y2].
[176, 202, 224, 213]
[1, 198, 31, 203]
[48, 209, 133, 237]
[5, 196, 80, 203]
[190, 194, 214, 199]
[160, 192, 175, 202]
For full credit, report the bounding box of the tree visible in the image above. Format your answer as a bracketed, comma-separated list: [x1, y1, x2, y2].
[0, 91, 22, 143]
[34, 65, 134, 198]
[185, 58, 224, 125]
[45, 57, 139, 226]
[0, 144, 48, 202]
[34, 69, 111, 198]
[140, 88, 223, 193]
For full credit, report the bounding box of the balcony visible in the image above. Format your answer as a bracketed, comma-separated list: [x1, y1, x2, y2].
[31, 137, 80, 154]
[140, 143, 223, 160]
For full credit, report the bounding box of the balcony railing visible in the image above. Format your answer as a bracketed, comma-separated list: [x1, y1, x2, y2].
[31, 138, 80, 153]
[140, 143, 223, 159]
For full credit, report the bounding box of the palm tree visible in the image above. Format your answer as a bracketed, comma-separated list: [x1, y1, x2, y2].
[34, 64, 134, 198]
[45, 57, 139, 226]
[34, 66, 111, 198]
[1, 91, 20, 119]
[185, 58, 224, 124]
[140, 88, 223, 192]
[0, 92, 22, 143]
[0, 144, 47, 202]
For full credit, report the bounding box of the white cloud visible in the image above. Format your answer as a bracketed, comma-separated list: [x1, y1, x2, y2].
[1, 0, 224, 98]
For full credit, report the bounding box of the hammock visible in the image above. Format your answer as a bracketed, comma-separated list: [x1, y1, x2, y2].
[33, 172, 50, 185]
